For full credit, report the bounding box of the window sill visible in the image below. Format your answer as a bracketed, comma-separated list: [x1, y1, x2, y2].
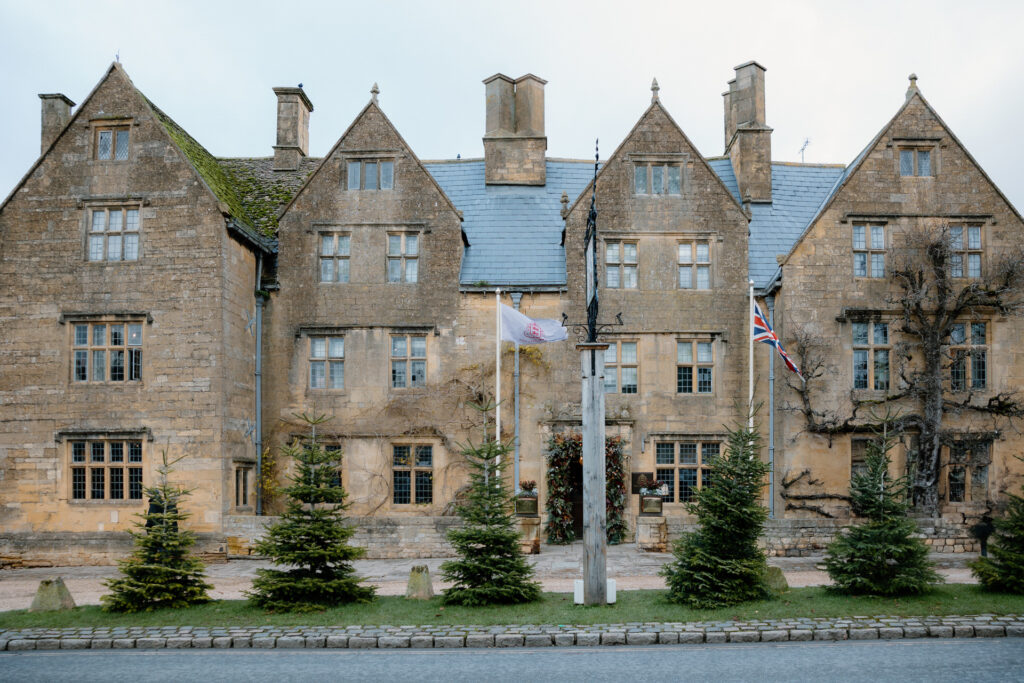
[68, 500, 145, 506]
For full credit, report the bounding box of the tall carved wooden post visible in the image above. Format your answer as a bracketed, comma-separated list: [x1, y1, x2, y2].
[579, 141, 607, 605]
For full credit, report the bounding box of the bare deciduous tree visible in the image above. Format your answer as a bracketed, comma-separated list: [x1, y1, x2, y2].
[784, 224, 1024, 516]
[888, 223, 1024, 513]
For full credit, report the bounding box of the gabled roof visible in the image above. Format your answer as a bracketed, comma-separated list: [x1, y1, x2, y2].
[564, 100, 748, 219]
[707, 159, 845, 288]
[767, 87, 1024, 288]
[278, 100, 463, 221]
[425, 159, 594, 287]
[1, 62, 281, 252]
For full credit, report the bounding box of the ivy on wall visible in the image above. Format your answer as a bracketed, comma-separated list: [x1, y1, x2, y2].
[544, 433, 628, 545]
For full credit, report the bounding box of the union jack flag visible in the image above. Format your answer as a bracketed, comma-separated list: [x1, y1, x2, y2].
[753, 302, 802, 378]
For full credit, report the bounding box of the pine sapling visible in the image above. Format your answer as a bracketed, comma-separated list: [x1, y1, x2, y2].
[824, 416, 941, 596]
[971, 482, 1024, 593]
[102, 451, 212, 612]
[441, 409, 541, 606]
[660, 422, 770, 608]
[248, 413, 375, 611]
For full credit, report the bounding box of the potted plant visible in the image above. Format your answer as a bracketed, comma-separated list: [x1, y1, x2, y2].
[638, 475, 665, 515]
[515, 480, 539, 516]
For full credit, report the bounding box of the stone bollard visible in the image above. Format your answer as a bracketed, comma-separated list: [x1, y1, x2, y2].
[405, 565, 434, 600]
[765, 566, 789, 595]
[28, 577, 77, 612]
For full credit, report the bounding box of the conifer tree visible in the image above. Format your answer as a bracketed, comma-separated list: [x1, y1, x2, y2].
[102, 451, 212, 612]
[249, 413, 375, 611]
[441, 417, 542, 606]
[824, 417, 941, 596]
[971, 483, 1024, 593]
[660, 423, 770, 608]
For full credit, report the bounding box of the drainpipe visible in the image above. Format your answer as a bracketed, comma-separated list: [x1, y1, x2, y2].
[766, 294, 776, 519]
[511, 292, 523, 494]
[254, 253, 264, 515]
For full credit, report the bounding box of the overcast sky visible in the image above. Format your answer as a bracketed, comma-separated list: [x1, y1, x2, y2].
[2, 0, 1023, 210]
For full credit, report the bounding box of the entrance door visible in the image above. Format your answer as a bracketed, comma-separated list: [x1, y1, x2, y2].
[570, 459, 584, 539]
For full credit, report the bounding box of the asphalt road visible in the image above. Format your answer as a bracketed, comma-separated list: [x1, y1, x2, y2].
[2, 639, 1022, 682]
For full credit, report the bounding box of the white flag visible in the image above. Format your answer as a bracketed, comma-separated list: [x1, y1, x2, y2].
[499, 303, 568, 344]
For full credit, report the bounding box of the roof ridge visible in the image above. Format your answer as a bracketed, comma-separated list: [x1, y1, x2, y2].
[142, 95, 256, 232]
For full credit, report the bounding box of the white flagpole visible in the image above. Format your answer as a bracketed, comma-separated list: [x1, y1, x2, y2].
[748, 280, 755, 430]
[495, 288, 501, 459]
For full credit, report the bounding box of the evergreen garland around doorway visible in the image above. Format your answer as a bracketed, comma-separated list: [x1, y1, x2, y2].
[544, 433, 628, 545]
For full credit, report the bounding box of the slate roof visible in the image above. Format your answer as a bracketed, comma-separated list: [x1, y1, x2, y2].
[424, 159, 596, 287]
[707, 159, 845, 289]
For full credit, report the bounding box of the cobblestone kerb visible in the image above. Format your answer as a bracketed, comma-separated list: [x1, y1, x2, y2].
[2, 615, 1021, 650]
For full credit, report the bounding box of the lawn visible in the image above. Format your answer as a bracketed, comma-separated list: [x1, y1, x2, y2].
[1, 585, 1021, 630]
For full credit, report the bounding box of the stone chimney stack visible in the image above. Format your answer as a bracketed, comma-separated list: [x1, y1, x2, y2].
[483, 73, 547, 185]
[39, 93, 75, 154]
[723, 61, 772, 203]
[273, 86, 313, 171]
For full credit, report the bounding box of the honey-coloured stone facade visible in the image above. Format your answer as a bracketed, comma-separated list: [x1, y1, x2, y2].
[2, 61, 1021, 565]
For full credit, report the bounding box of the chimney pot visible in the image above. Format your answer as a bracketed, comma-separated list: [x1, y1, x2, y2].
[723, 61, 772, 203]
[39, 93, 75, 154]
[272, 86, 313, 171]
[483, 73, 547, 185]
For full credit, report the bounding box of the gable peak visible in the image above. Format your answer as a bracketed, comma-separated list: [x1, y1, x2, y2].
[906, 72, 921, 101]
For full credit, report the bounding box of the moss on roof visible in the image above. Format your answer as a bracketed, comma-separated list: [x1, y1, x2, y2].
[220, 160, 317, 237]
[143, 96, 255, 231]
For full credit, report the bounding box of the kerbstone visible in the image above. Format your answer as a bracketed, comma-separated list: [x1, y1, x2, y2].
[601, 632, 625, 646]
[575, 633, 599, 646]
[326, 635, 350, 648]
[729, 631, 759, 643]
[878, 627, 903, 639]
[112, 639, 136, 649]
[626, 632, 657, 645]
[348, 636, 378, 649]
[760, 630, 788, 642]
[379, 636, 410, 648]
[435, 636, 465, 648]
[929, 626, 954, 638]
[277, 636, 305, 649]
[7, 640, 36, 651]
[554, 633, 575, 646]
[954, 626, 975, 638]
[789, 630, 813, 641]
[849, 628, 878, 640]
[704, 632, 728, 644]
[974, 624, 1005, 638]
[410, 636, 434, 648]
[166, 637, 192, 649]
[135, 637, 166, 649]
[467, 634, 494, 648]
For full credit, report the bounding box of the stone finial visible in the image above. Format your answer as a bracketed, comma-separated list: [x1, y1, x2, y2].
[906, 73, 918, 100]
[560, 190, 569, 218]
[371, 82, 380, 104]
[651, 78, 660, 103]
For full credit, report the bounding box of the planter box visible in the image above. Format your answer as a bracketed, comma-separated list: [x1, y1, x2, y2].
[515, 497, 539, 516]
[640, 495, 663, 515]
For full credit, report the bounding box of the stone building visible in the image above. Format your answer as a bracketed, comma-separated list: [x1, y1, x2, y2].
[2, 61, 1021, 565]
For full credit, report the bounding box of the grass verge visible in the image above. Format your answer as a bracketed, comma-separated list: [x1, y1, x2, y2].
[1, 585, 1021, 630]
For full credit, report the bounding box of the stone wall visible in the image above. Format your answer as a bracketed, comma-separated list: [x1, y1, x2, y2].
[668, 517, 979, 557]
[0, 532, 227, 568]
[224, 515, 462, 559]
